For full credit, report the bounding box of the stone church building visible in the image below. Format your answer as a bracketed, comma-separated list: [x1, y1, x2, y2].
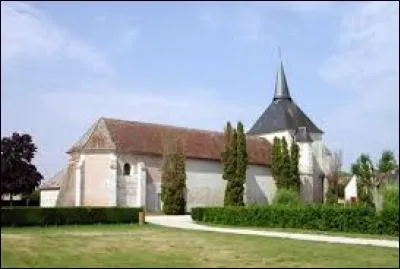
[40, 61, 334, 211]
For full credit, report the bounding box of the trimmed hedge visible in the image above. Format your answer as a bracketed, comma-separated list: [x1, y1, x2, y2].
[191, 205, 399, 236]
[1, 207, 143, 227]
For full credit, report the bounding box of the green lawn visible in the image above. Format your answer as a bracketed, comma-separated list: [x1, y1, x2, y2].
[1, 224, 399, 268]
[195, 222, 399, 240]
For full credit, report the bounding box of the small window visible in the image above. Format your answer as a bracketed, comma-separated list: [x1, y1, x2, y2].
[123, 163, 131, 176]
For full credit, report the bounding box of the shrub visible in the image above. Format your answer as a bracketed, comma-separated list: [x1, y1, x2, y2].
[272, 189, 302, 207]
[1, 207, 142, 227]
[191, 204, 398, 236]
[382, 185, 399, 209]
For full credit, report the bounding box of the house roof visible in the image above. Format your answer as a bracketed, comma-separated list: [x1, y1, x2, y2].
[39, 168, 66, 190]
[68, 118, 272, 166]
[248, 60, 323, 135]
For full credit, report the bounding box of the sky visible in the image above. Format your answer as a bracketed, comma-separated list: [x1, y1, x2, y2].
[1, 1, 399, 179]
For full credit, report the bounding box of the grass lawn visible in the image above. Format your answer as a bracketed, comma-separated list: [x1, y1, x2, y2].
[195, 222, 400, 240]
[1, 224, 399, 268]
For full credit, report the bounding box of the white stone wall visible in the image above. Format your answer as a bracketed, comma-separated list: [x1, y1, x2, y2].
[298, 142, 313, 175]
[81, 153, 116, 206]
[116, 162, 138, 207]
[116, 153, 274, 211]
[146, 182, 162, 212]
[75, 154, 85, 206]
[40, 190, 59, 207]
[258, 130, 294, 145]
[185, 159, 273, 210]
[245, 165, 276, 205]
[106, 154, 118, 206]
[137, 162, 146, 207]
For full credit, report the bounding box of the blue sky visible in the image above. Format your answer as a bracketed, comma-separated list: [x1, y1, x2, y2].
[1, 1, 399, 178]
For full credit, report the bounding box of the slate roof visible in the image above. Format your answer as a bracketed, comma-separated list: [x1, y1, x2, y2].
[68, 118, 272, 166]
[248, 60, 323, 135]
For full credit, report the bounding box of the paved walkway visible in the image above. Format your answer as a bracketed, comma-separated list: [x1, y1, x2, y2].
[146, 215, 399, 249]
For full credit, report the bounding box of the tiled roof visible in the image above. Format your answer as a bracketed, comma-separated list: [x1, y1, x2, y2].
[69, 118, 272, 166]
[104, 118, 271, 166]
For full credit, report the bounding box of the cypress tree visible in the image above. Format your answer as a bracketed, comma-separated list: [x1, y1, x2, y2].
[222, 122, 234, 181]
[281, 137, 291, 189]
[235, 121, 248, 206]
[289, 141, 301, 193]
[271, 137, 283, 188]
[224, 129, 238, 206]
[161, 138, 187, 215]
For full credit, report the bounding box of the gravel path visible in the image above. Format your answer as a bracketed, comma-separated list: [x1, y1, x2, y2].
[146, 215, 399, 248]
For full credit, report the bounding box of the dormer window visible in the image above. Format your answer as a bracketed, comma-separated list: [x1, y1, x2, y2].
[123, 163, 131, 176]
[298, 126, 307, 134]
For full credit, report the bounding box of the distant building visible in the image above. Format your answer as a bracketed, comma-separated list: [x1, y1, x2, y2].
[344, 175, 358, 202]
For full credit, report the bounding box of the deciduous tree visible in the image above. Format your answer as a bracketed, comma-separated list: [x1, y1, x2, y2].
[1, 133, 43, 205]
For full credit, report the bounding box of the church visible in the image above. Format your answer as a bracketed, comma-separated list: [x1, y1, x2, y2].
[39, 60, 334, 211]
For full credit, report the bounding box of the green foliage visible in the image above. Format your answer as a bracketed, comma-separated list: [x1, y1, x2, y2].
[289, 141, 300, 192]
[271, 137, 299, 192]
[378, 150, 398, 173]
[325, 151, 343, 204]
[161, 138, 187, 215]
[337, 182, 346, 199]
[280, 137, 291, 188]
[191, 205, 398, 236]
[224, 129, 239, 206]
[221, 121, 248, 207]
[222, 122, 234, 182]
[325, 176, 339, 204]
[1, 133, 43, 198]
[235, 121, 248, 206]
[351, 154, 375, 207]
[272, 189, 302, 207]
[271, 137, 284, 188]
[1, 207, 142, 227]
[382, 185, 399, 209]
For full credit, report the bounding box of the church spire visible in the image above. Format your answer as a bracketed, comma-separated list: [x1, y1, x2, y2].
[273, 51, 292, 101]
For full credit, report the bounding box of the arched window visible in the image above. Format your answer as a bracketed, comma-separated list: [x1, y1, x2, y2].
[123, 163, 131, 176]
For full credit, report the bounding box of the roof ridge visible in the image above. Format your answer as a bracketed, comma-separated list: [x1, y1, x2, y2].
[101, 117, 265, 141]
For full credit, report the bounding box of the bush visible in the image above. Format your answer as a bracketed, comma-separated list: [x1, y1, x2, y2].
[272, 189, 302, 207]
[382, 185, 399, 209]
[191, 204, 398, 236]
[1, 207, 143, 227]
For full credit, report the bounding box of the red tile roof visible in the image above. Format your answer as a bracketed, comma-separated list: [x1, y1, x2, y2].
[72, 118, 271, 166]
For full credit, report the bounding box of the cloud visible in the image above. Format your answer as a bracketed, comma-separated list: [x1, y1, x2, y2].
[1, 1, 113, 76]
[320, 2, 399, 167]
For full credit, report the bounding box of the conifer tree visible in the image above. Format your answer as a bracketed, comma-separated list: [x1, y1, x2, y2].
[161, 138, 187, 215]
[235, 121, 248, 206]
[281, 137, 291, 188]
[222, 122, 234, 181]
[289, 141, 301, 193]
[271, 137, 283, 188]
[224, 129, 238, 206]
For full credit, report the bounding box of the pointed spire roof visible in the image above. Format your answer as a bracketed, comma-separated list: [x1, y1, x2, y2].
[273, 59, 292, 101]
[247, 54, 323, 136]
